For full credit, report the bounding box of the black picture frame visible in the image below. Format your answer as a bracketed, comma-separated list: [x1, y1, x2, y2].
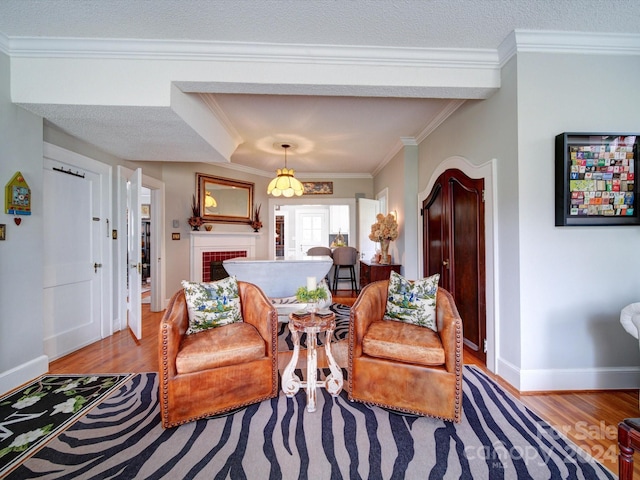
[555, 132, 639, 226]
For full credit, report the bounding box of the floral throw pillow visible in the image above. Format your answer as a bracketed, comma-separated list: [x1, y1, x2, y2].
[181, 276, 243, 334]
[384, 271, 440, 331]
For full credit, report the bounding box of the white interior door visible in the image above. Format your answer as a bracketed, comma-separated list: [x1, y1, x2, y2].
[127, 168, 142, 339]
[43, 160, 103, 359]
[358, 198, 381, 262]
[295, 209, 329, 256]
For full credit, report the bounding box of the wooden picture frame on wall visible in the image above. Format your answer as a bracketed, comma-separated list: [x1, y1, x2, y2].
[303, 181, 333, 195]
[196, 173, 254, 224]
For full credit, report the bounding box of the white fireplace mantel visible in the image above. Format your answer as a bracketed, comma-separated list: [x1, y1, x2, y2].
[189, 231, 259, 281]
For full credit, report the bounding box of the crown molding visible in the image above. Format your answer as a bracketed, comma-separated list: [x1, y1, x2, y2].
[371, 99, 466, 177]
[9, 31, 639, 68]
[499, 30, 640, 66]
[198, 93, 243, 145]
[5, 35, 499, 70]
[400, 137, 418, 147]
[207, 159, 372, 179]
[415, 99, 466, 144]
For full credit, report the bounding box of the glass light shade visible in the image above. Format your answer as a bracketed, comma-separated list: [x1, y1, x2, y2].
[267, 167, 304, 197]
[204, 193, 217, 207]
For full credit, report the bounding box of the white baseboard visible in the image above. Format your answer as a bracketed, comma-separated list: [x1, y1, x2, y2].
[495, 357, 640, 392]
[0, 355, 49, 396]
[496, 357, 522, 390]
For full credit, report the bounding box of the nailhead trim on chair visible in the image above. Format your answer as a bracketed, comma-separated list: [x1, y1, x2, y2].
[159, 291, 177, 428]
[453, 315, 463, 423]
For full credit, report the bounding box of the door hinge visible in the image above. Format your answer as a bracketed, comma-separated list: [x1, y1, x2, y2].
[482, 189, 485, 202]
[483, 338, 487, 353]
[420, 207, 423, 216]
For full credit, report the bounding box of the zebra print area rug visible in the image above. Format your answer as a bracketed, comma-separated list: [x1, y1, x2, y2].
[277, 302, 350, 351]
[5, 367, 614, 479]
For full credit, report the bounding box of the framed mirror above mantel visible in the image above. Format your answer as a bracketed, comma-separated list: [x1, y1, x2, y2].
[196, 173, 254, 224]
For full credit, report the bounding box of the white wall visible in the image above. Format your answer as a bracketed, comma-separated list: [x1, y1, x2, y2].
[515, 52, 640, 390]
[0, 52, 48, 393]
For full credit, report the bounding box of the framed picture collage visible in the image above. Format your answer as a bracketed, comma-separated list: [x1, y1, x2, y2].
[555, 133, 639, 226]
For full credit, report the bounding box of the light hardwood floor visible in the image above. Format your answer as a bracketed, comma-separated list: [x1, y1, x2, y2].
[48, 292, 638, 477]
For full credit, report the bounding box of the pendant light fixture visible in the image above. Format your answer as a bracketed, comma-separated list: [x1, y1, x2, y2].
[204, 191, 217, 208]
[267, 143, 304, 197]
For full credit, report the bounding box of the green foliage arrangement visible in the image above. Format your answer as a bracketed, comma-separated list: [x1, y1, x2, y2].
[295, 285, 328, 303]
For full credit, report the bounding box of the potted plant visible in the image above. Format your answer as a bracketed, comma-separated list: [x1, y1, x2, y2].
[296, 283, 328, 313]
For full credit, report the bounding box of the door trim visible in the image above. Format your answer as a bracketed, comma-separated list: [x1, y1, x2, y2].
[418, 156, 498, 373]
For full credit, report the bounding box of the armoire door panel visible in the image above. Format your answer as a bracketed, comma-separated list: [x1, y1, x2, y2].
[423, 183, 448, 286]
[450, 177, 484, 354]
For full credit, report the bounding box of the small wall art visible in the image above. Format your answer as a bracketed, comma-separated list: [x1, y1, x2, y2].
[303, 181, 333, 195]
[5, 172, 31, 217]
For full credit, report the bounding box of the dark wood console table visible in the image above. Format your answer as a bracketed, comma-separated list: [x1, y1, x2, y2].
[359, 259, 401, 288]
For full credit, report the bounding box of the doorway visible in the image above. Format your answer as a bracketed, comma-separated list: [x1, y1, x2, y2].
[141, 187, 152, 304]
[270, 201, 355, 258]
[116, 167, 166, 339]
[422, 168, 486, 363]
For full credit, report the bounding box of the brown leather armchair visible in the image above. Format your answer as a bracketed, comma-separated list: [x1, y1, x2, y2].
[348, 280, 463, 422]
[159, 281, 278, 428]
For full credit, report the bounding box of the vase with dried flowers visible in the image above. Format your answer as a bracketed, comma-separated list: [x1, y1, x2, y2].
[368, 213, 398, 264]
[188, 194, 203, 231]
[250, 203, 263, 232]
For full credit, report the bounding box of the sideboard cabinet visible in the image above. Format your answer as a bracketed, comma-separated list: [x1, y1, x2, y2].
[359, 260, 401, 288]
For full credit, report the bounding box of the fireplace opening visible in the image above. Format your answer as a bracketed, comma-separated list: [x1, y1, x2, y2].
[209, 261, 229, 282]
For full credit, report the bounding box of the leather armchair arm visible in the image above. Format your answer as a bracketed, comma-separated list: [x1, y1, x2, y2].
[238, 281, 278, 356]
[159, 290, 189, 379]
[350, 280, 389, 358]
[436, 288, 463, 374]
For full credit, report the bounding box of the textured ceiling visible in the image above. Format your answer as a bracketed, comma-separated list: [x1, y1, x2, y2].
[2, 0, 640, 176]
[2, 0, 639, 49]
